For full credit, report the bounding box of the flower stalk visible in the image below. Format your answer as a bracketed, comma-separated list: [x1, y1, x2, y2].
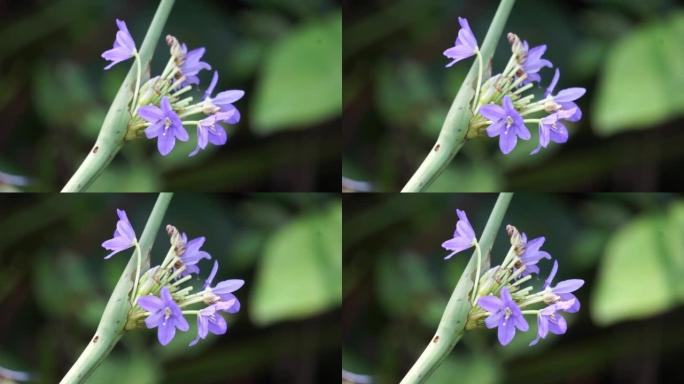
[399, 192, 513, 384]
[401, 0, 516, 192]
[61, 0, 175, 192]
[59, 193, 173, 384]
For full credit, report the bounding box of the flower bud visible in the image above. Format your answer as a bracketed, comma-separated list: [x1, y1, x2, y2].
[166, 224, 185, 255]
[508, 32, 525, 63]
[166, 35, 185, 65]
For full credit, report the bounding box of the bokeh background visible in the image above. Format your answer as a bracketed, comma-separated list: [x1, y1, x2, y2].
[343, 193, 684, 383]
[343, 0, 684, 191]
[0, 193, 341, 383]
[0, 0, 341, 192]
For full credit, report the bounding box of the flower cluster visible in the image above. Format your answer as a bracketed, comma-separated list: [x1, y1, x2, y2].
[442, 209, 583, 346]
[101, 210, 244, 346]
[443, 18, 585, 155]
[101, 19, 244, 157]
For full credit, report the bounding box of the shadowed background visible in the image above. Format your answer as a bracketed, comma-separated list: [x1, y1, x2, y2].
[0, 194, 341, 383]
[343, 0, 684, 191]
[0, 0, 341, 192]
[343, 193, 684, 383]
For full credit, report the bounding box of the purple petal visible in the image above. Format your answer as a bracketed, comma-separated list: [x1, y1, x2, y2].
[478, 296, 503, 312]
[543, 260, 558, 289]
[545, 68, 560, 98]
[554, 88, 586, 103]
[484, 311, 503, 329]
[553, 279, 584, 294]
[497, 320, 516, 346]
[203, 71, 219, 100]
[204, 260, 219, 289]
[208, 126, 228, 146]
[157, 321, 176, 345]
[478, 104, 506, 122]
[138, 105, 165, 123]
[157, 128, 176, 156]
[214, 90, 245, 105]
[213, 279, 245, 295]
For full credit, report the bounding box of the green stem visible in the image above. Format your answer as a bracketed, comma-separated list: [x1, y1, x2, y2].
[60, 193, 173, 384]
[470, 242, 483, 304]
[399, 193, 513, 384]
[61, 0, 176, 192]
[401, 0, 516, 192]
[471, 51, 484, 112]
[131, 52, 142, 115]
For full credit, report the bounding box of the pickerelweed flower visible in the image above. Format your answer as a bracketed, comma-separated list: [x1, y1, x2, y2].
[203, 71, 244, 125]
[176, 233, 212, 276]
[115, 33, 245, 157]
[189, 110, 235, 157]
[139, 96, 189, 156]
[518, 233, 551, 276]
[176, 43, 211, 88]
[101, 209, 137, 259]
[517, 41, 552, 84]
[123, 223, 244, 347]
[443, 17, 478, 67]
[478, 287, 529, 346]
[101, 19, 137, 70]
[450, 216, 584, 347]
[530, 107, 577, 155]
[203, 260, 244, 313]
[442, 26, 586, 155]
[543, 260, 584, 313]
[442, 209, 476, 259]
[480, 96, 530, 155]
[529, 298, 576, 346]
[188, 298, 236, 346]
[137, 287, 189, 346]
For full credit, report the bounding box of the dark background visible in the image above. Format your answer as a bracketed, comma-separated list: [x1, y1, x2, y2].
[343, 0, 684, 191]
[0, 0, 341, 192]
[0, 193, 341, 383]
[343, 193, 684, 383]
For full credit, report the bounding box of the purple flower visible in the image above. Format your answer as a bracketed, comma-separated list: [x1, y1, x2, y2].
[137, 287, 189, 346]
[188, 298, 236, 346]
[442, 209, 476, 260]
[101, 209, 137, 259]
[178, 43, 211, 88]
[101, 19, 137, 70]
[529, 298, 576, 346]
[478, 287, 529, 346]
[544, 69, 585, 122]
[204, 261, 244, 313]
[203, 71, 244, 125]
[480, 96, 531, 155]
[188, 110, 235, 157]
[543, 260, 584, 313]
[177, 233, 211, 276]
[518, 233, 551, 276]
[530, 107, 578, 155]
[443, 17, 478, 68]
[139, 96, 189, 156]
[519, 41, 552, 84]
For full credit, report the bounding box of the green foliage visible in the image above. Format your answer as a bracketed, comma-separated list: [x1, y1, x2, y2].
[593, 12, 684, 135]
[591, 202, 684, 325]
[252, 12, 341, 134]
[250, 201, 341, 325]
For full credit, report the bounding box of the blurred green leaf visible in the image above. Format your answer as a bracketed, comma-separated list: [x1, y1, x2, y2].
[88, 165, 160, 192]
[251, 12, 341, 134]
[250, 202, 341, 325]
[425, 164, 500, 192]
[428, 354, 500, 384]
[87, 353, 159, 384]
[593, 12, 684, 135]
[591, 204, 684, 325]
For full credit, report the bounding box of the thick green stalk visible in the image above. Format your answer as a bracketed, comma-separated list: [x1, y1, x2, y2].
[60, 193, 173, 384]
[401, 0, 516, 192]
[61, 0, 175, 192]
[399, 193, 513, 384]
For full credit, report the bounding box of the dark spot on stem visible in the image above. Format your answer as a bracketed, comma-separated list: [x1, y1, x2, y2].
[92, 335, 99, 343]
[434, 144, 440, 152]
[92, 146, 99, 154]
[433, 336, 440, 343]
